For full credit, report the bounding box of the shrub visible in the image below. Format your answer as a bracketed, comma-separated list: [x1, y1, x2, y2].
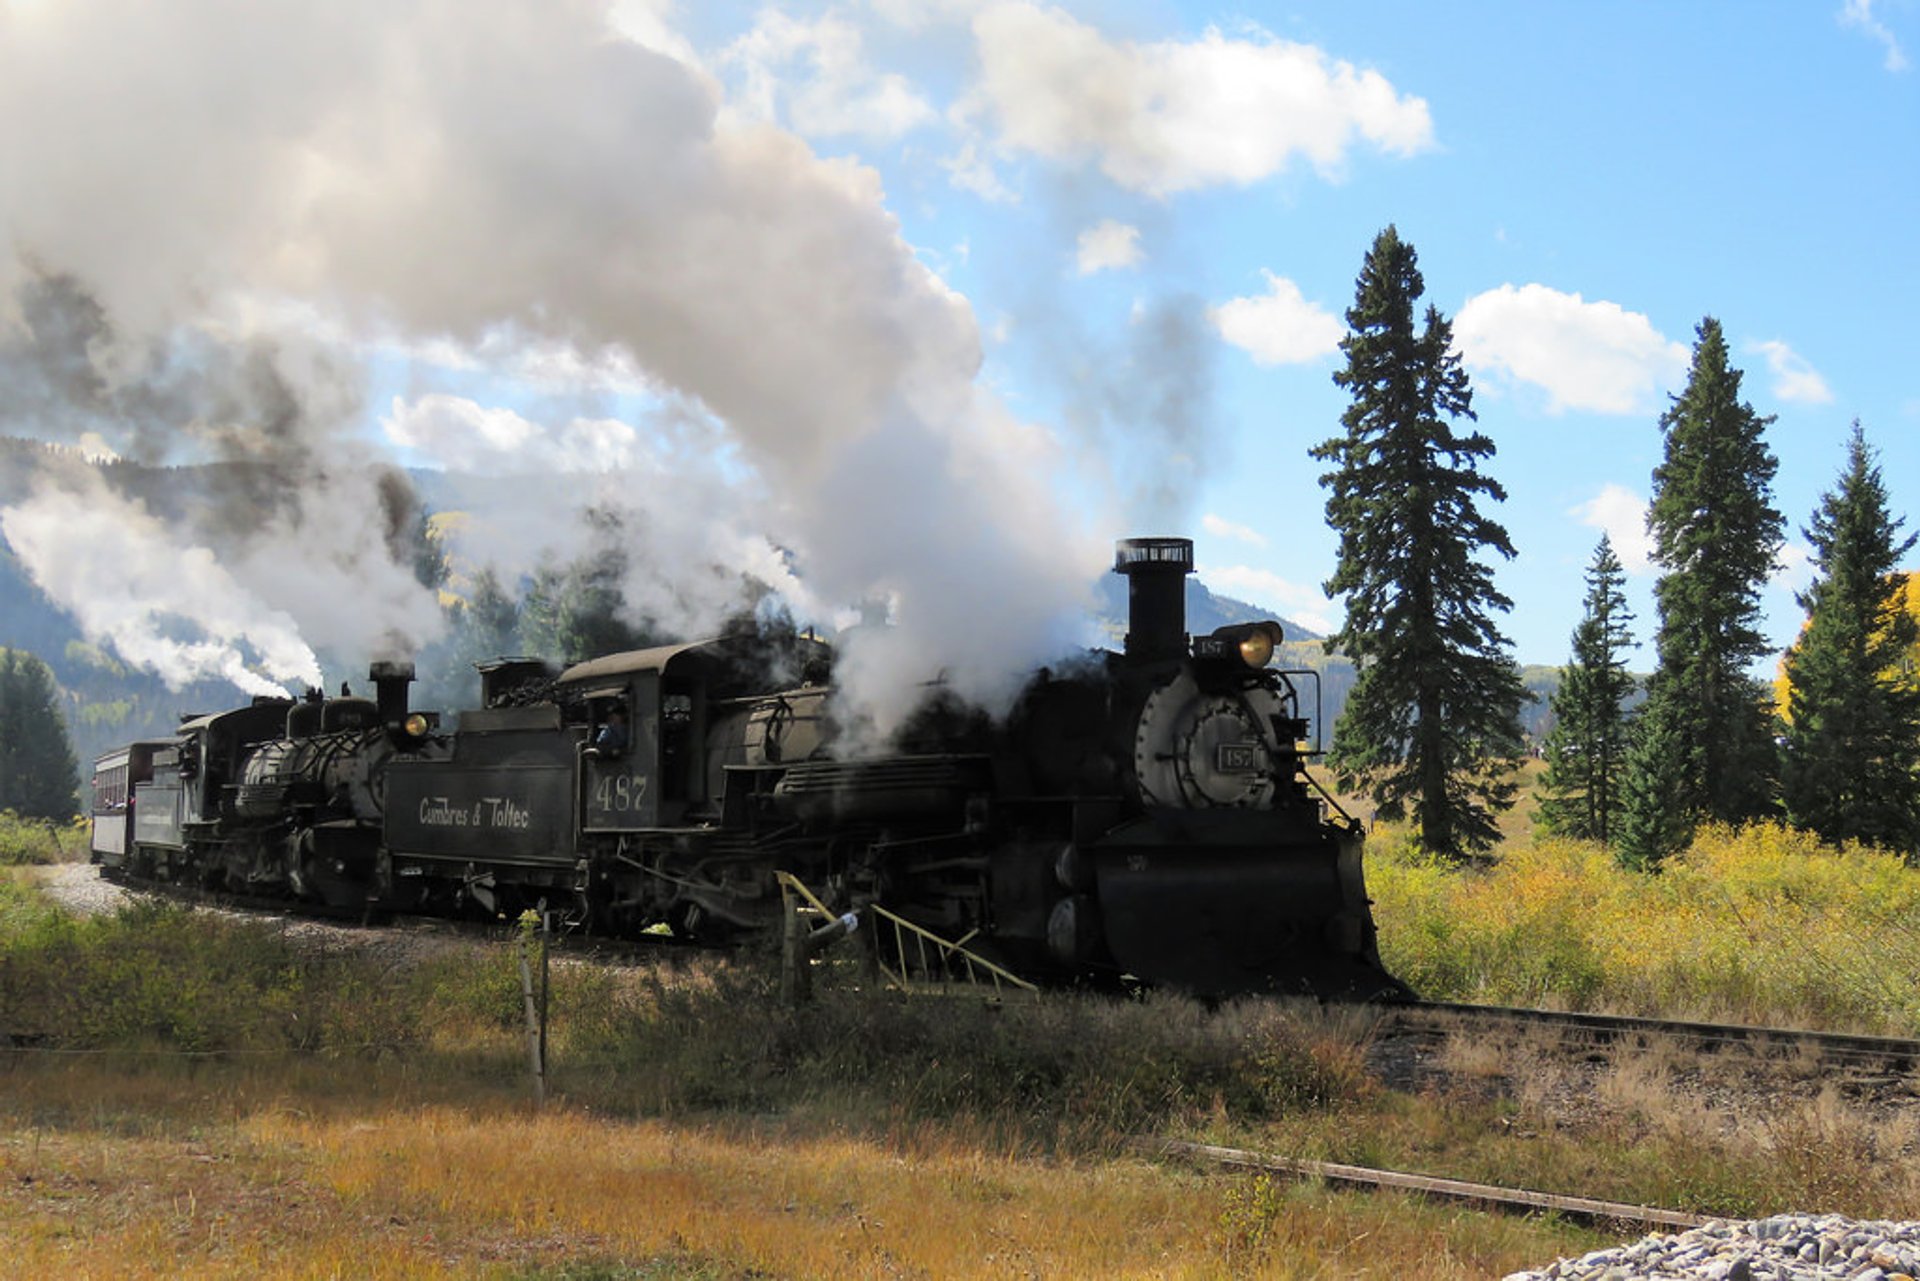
[0, 811, 85, 865]
[1367, 819, 1920, 1032]
[2, 889, 447, 1057]
[578, 963, 1375, 1143]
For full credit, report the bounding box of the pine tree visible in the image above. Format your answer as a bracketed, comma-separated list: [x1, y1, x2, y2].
[1616, 317, 1783, 868]
[461, 567, 523, 659]
[1613, 688, 1692, 869]
[1779, 423, 1920, 852]
[414, 566, 527, 710]
[1538, 536, 1637, 844]
[0, 648, 80, 820]
[1311, 226, 1528, 858]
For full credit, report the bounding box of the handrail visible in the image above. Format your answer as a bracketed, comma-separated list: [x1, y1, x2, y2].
[864, 900, 1039, 996]
[772, 871, 1038, 996]
[1302, 767, 1359, 829]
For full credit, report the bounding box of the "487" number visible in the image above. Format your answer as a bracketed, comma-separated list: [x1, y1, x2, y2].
[592, 773, 649, 813]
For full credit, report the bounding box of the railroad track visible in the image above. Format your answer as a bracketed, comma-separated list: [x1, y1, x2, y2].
[91, 865, 706, 964]
[1390, 999, 1920, 1073]
[1134, 1137, 1709, 1231]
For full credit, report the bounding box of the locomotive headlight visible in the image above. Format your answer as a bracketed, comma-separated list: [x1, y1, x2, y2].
[1197, 621, 1285, 668]
[402, 712, 431, 740]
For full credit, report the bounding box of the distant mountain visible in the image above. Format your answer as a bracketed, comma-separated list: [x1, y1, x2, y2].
[1089, 573, 1321, 644]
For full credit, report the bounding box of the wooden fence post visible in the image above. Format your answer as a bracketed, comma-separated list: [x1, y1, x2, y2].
[780, 882, 812, 1005]
[517, 909, 546, 1108]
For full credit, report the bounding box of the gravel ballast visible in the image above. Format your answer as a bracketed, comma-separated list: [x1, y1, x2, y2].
[1505, 1215, 1920, 1280]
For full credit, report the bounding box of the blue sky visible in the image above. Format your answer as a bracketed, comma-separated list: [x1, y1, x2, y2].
[1, 0, 1915, 703]
[652, 0, 1920, 664]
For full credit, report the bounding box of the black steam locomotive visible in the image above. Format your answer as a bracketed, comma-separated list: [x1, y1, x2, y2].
[91, 538, 1406, 1000]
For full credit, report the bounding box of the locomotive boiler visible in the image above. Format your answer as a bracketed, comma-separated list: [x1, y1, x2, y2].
[95, 537, 1407, 1001]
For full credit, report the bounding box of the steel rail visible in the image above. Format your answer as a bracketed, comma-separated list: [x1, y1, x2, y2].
[1394, 1000, 1920, 1071]
[1134, 1138, 1710, 1231]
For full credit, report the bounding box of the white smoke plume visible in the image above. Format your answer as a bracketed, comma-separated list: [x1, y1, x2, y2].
[0, 0, 1104, 727]
[0, 271, 449, 684]
[0, 470, 320, 697]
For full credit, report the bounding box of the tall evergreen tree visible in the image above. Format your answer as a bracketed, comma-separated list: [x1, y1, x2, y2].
[414, 566, 527, 710]
[0, 647, 80, 820]
[1613, 687, 1692, 868]
[460, 567, 523, 660]
[1311, 226, 1528, 858]
[1538, 536, 1637, 844]
[1779, 423, 1920, 851]
[1616, 317, 1783, 868]
[519, 511, 659, 664]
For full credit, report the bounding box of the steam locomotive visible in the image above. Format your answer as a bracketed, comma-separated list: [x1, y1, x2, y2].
[90, 537, 1407, 1000]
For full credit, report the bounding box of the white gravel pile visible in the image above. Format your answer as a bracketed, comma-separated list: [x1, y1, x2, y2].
[32, 861, 139, 916]
[1505, 1215, 1920, 1280]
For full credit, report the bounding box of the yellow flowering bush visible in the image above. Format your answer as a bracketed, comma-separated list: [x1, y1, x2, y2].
[1366, 821, 1920, 1033]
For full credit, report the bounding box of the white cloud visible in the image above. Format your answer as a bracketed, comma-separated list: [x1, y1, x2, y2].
[967, 5, 1433, 195]
[1572, 484, 1656, 574]
[1752, 339, 1835, 405]
[1075, 219, 1142, 274]
[382, 395, 653, 474]
[943, 134, 1018, 202]
[722, 10, 937, 141]
[1198, 564, 1334, 635]
[1841, 0, 1910, 71]
[213, 293, 664, 396]
[605, 0, 701, 66]
[1455, 284, 1689, 415]
[1773, 541, 1814, 593]
[1201, 513, 1268, 547]
[870, 0, 991, 26]
[1211, 271, 1343, 366]
[1574, 485, 1814, 594]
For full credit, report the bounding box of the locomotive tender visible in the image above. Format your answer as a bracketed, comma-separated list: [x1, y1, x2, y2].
[92, 537, 1406, 1000]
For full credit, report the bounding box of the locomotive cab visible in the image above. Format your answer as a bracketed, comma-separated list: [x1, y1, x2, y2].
[565, 650, 710, 830]
[561, 630, 834, 834]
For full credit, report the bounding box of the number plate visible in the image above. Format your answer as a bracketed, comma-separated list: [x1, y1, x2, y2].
[1216, 742, 1260, 773]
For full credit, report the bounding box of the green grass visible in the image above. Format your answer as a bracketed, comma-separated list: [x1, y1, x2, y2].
[0, 811, 85, 865]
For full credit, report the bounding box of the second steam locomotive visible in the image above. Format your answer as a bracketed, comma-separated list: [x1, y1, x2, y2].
[91, 538, 1406, 1000]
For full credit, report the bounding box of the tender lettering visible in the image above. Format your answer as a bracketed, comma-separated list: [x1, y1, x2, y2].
[418, 796, 469, 827]
[417, 795, 533, 829]
[478, 796, 532, 830]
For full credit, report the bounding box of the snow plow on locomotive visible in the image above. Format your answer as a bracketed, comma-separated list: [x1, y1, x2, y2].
[92, 537, 1407, 1001]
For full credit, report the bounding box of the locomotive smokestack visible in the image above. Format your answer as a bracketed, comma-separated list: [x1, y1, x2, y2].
[1114, 537, 1193, 663]
[369, 660, 415, 723]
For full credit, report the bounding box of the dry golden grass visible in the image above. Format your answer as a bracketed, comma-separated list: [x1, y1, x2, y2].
[17, 794, 1920, 1277]
[0, 1060, 1593, 1280]
[1246, 1030, 1920, 1229]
